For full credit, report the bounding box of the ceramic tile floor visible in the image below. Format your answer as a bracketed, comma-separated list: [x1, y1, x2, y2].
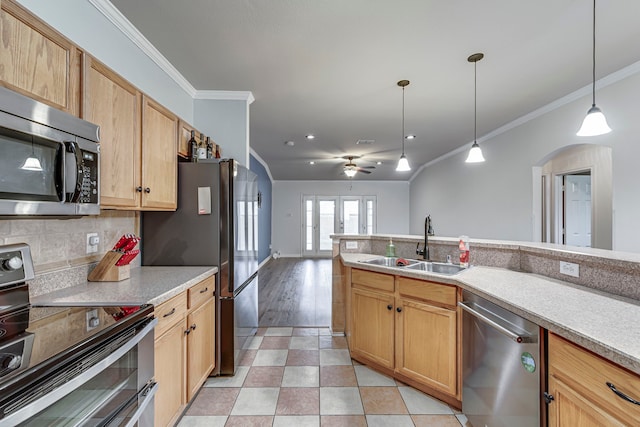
[178, 327, 469, 427]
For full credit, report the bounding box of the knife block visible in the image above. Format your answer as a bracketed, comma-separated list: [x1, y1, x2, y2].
[88, 251, 130, 282]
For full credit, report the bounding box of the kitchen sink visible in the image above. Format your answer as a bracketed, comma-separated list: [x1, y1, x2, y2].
[359, 257, 419, 267]
[406, 261, 466, 275]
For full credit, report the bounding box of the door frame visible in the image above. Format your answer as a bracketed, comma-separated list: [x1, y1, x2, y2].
[302, 195, 338, 257]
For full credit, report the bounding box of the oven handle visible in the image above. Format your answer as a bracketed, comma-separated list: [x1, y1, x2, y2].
[2, 317, 157, 426]
[123, 381, 158, 427]
[458, 301, 535, 344]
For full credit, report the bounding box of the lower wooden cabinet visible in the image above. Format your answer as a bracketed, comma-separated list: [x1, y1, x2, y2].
[154, 275, 216, 427]
[186, 298, 215, 401]
[547, 333, 640, 427]
[154, 320, 186, 427]
[348, 268, 461, 406]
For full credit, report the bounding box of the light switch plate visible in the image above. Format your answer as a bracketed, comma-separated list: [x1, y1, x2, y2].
[559, 261, 579, 278]
[345, 241, 358, 249]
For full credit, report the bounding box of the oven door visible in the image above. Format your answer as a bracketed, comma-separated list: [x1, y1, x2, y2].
[1, 317, 157, 426]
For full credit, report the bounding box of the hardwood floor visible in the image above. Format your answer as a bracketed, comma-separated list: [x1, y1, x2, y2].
[258, 258, 331, 327]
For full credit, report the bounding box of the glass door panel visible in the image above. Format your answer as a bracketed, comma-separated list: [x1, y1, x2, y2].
[318, 199, 336, 251]
[341, 199, 360, 235]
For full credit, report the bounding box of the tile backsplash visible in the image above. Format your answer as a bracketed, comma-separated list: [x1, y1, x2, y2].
[0, 211, 139, 274]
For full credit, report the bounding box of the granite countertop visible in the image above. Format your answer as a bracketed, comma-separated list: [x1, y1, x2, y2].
[30, 266, 217, 307]
[342, 253, 640, 376]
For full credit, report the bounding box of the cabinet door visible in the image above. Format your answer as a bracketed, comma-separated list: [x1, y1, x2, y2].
[0, 0, 81, 115]
[395, 298, 457, 396]
[350, 287, 394, 369]
[186, 298, 215, 401]
[155, 320, 187, 427]
[141, 96, 177, 210]
[548, 376, 625, 427]
[84, 56, 141, 208]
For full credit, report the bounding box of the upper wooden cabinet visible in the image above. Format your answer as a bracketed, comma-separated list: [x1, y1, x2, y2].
[0, 0, 81, 116]
[84, 56, 141, 208]
[84, 56, 177, 210]
[141, 96, 177, 210]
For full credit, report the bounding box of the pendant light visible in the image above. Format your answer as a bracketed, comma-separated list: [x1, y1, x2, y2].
[396, 80, 411, 172]
[577, 0, 611, 136]
[465, 53, 485, 163]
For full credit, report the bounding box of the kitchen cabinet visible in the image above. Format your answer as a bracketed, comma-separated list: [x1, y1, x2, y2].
[0, 0, 81, 116]
[141, 96, 178, 210]
[547, 333, 640, 427]
[153, 275, 215, 426]
[84, 56, 142, 208]
[84, 56, 177, 210]
[349, 268, 461, 405]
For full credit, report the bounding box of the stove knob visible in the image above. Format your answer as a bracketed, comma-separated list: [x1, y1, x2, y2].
[2, 256, 23, 271]
[2, 354, 22, 370]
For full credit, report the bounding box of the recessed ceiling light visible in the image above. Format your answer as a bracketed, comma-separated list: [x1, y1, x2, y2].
[376, 161, 383, 165]
[305, 134, 315, 140]
[309, 161, 315, 165]
[285, 140, 295, 146]
[405, 135, 416, 140]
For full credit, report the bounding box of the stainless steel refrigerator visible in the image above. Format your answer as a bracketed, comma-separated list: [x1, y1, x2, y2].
[142, 159, 259, 376]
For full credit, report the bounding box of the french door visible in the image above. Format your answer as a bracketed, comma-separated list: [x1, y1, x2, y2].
[303, 196, 376, 257]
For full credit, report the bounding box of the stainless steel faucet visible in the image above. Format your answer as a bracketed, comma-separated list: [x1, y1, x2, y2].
[416, 215, 433, 260]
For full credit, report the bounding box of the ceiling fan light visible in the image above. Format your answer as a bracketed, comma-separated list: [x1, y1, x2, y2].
[344, 166, 357, 178]
[396, 154, 411, 171]
[465, 142, 485, 163]
[576, 105, 611, 136]
[21, 156, 43, 171]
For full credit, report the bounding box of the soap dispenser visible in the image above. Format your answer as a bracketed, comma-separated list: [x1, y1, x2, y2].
[386, 238, 396, 257]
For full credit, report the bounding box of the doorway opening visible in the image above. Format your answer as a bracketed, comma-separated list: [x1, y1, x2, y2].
[537, 144, 612, 249]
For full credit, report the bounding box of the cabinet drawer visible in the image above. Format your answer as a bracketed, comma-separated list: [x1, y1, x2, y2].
[188, 275, 215, 310]
[155, 292, 187, 337]
[352, 269, 394, 293]
[397, 277, 457, 308]
[549, 333, 640, 422]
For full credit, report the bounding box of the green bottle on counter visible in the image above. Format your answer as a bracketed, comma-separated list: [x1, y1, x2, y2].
[386, 239, 396, 257]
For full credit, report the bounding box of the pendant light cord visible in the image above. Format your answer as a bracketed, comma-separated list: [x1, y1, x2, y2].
[591, 0, 596, 107]
[474, 60, 477, 143]
[401, 85, 406, 156]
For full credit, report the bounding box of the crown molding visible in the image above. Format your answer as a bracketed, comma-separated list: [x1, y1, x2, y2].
[195, 90, 255, 104]
[88, 0, 197, 97]
[410, 57, 640, 182]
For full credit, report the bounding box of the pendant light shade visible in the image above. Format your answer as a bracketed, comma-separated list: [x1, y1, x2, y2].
[396, 80, 411, 172]
[577, 0, 611, 137]
[465, 53, 485, 164]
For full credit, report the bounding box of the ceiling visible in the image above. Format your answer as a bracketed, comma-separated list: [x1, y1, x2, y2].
[110, 0, 640, 181]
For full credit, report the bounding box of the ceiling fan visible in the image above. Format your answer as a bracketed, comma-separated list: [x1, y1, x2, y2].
[343, 156, 375, 177]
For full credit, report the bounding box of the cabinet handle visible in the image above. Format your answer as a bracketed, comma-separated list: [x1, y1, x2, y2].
[162, 308, 176, 318]
[144, 187, 151, 193]
[199, 287, 209, 294]
[191, 324, 197, 331]
[607, 382, 640, 405]
[184, 328, 191, 335]
[136, 186, 143, 192]
[387, 304, 393, 311]
[396, 307, 402, 313]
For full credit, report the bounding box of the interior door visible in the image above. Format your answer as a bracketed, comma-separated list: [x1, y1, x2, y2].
[564, 174, 592, 247]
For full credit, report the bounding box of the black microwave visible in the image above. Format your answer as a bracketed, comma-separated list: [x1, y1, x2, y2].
[0, 87, 100, 216]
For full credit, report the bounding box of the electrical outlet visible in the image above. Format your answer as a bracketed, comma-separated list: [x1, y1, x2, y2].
[559, 261, 579, 278]
[86, 309, 99, 331]
[86, 233, 99, 254]
[345, 241, 358, 249]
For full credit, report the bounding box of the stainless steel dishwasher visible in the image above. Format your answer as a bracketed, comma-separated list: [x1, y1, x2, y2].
[459, 290, 541, 427]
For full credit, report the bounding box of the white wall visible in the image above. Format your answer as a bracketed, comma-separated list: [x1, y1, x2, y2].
[273, 181, 410, 256]
[194, 99, 249, 167]
[17, 0, 194, 121]
[409, 66, 640, 253]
